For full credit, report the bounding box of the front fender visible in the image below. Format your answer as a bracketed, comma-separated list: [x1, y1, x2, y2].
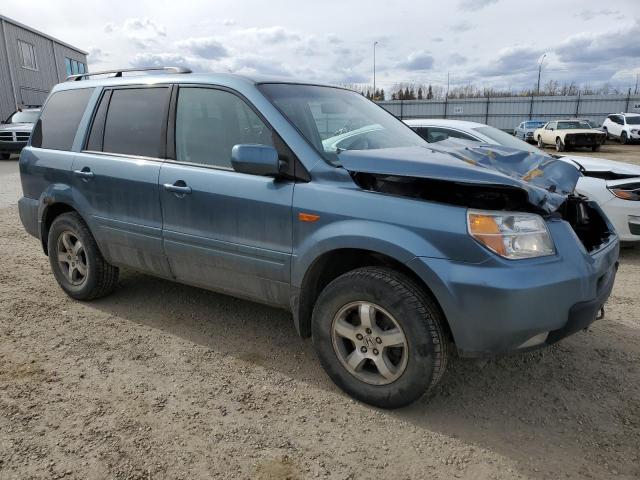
[291, 219, 447, 288]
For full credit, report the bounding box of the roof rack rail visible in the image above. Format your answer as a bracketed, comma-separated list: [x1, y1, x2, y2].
[66, 66, 192, 82]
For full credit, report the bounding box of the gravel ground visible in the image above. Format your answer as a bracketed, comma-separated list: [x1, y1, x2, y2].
[1, 157, 639, 480]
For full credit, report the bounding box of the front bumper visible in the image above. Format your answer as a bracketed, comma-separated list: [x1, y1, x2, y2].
[407, 219, 619, 357]
[0, 140, 28, 153]
[600, 196, 640, 242]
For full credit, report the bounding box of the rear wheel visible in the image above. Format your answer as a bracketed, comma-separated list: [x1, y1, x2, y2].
[312, 267, 449, 409]
[621, 132, 628, 145]
[48, 212, 119, 300]
[555, 137, 565, 152]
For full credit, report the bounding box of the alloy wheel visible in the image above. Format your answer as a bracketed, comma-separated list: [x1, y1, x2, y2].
[56, 231, 88, 286]
[331, 301, 409, 386]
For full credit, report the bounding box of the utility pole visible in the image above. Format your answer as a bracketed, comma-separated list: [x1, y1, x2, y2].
[373, 41, 379, 100]
[536, 53, 547, 95]
[446, 71, 450, 97]
[635, 74, 638, 95]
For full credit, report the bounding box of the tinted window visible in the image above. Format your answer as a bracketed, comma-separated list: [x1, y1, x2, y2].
[414, 126, 477, 143]
[31, 88, 94, 150]
[175, 87, 273, 168]
[102, 88, 169, 157]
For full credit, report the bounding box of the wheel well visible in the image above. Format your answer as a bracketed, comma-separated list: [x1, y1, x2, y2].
[295, 248, 453, 342]
[41, 203, 76, 254]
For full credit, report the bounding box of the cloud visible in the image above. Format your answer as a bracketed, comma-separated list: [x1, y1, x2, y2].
[237, 26, 300, 44]
[448, 53, 468, 65]
[87, 47, 108, 63]
[554, 20, 640, 65]
[129, 52, 198, 70]
[398, 51, 434, 71]
[230, 56, 293, 77]
[123, 18, 166, 37]
[176, 37, 228, 59]
[432, 37, 444, 43]
[103, 22, 116, 34]
[458, 0, 498, 11]
[573, 9, 623, 21]
[475, 45, 544, 77]
[450, 21, 474, 33]
[222, 19, 235, 26]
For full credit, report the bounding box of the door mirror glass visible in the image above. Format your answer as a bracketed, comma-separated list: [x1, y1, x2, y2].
[231, 144, 282, 177]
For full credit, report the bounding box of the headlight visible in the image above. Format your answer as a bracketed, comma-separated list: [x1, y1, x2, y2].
[467, 210, 555, 259]
[631, 129, 639, 134]
[609, 187, 640, 201]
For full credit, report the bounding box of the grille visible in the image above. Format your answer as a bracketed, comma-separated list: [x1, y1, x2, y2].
[0, 132, 30, 142]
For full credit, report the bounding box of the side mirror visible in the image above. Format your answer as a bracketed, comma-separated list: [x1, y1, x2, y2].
[231, 144, 282, 177]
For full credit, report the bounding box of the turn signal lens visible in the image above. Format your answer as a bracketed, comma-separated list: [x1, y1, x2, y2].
[467, 210, 555, 259]
[609, 188, 640, 201]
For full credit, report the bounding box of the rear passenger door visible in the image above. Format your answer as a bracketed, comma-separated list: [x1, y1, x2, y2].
[158, 85, 294, 306]
[73, 85, 172, 277]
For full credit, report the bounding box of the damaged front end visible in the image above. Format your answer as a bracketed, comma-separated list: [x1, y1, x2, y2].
[340, 142, 615, 254]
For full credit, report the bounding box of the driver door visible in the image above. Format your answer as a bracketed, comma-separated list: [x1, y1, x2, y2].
[543, 122, 556, 144]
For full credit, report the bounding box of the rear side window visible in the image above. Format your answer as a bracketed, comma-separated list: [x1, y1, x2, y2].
[31, 88, 94, 150]
[175, 87, 273, 168]
[99, 87, 169, 158]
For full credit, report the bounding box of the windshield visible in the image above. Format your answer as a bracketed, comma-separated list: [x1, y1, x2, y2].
[473, 126, 544, 155]
[525, 121, 545, 128]
[8, 110, 40, 124]
[557, 121, 592, 130]
[626, 116, 640, 125]
[258, 84, 426, 163]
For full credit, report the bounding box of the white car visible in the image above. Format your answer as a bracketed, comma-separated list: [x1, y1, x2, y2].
[602, 113, 640, 144]
[404, 119, 640, 242]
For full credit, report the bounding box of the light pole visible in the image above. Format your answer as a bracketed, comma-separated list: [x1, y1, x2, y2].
[536, 53, 547, 95]
[373, 41, 379, 100]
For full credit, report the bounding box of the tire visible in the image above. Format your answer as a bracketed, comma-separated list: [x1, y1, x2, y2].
[555, 137, 565, 152]
[603, 127, 609, 140]
[311, 267, 449, 409]
[537, 136, 544, 148]
[0, 153, 10, 160]
[592, 144, 601, 152]
[48, 212, 119, 300]
[621, 132, 628, 145]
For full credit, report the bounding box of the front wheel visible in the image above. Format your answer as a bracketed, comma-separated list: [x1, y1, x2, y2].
[537, 136, 544, 148]
[621, 132, 628, 145]
[311, 267, 449, 409]
[556, 137, 565, 152]
[48, 212, 119, 300]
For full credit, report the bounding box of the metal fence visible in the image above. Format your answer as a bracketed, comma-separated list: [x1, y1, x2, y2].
[378, 94, 640, 131]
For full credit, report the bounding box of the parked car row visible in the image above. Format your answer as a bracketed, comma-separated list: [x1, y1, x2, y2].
[513, 114, 639, 148]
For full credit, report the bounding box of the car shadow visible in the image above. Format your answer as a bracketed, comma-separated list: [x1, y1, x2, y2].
[87, 257, 639, 479]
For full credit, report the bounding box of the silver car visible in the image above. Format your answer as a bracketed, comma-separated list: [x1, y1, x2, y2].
[514, 120, 546, 143]
[0, 107, 40, 159]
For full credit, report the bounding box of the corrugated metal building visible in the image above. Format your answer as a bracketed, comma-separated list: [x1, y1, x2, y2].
[0, 14, 87, 120]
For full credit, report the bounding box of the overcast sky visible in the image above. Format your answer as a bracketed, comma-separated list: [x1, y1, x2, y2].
[2, 0, 639, 92]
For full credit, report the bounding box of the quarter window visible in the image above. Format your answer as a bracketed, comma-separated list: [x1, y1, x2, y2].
[101, 88, 169, 158]
[175, 87, 273, 169]
[31, 88, 94, 151]
[18, 40, 37, 70]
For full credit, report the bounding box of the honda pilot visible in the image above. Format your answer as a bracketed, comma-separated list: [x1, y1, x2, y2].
[18, 67, 619, 408]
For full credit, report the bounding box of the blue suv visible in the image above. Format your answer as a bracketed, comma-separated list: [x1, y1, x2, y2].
[18, 67, 619, 408]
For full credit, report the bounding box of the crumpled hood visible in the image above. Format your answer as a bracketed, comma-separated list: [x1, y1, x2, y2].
[338, 141, 581, 213]
[0, 122, 34, 133]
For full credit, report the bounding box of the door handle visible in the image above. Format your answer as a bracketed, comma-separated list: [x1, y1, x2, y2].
[73, 168, 94, 180]
[163, 182, 192, 195]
